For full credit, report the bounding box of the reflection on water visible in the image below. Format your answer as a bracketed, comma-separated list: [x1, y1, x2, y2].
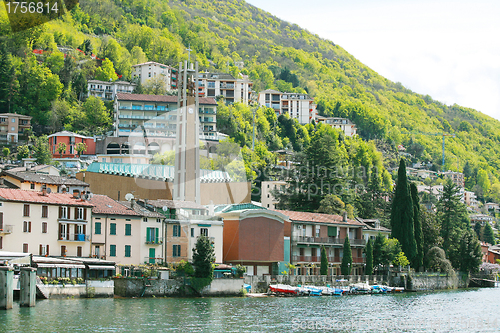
[1, 288, 500, 332]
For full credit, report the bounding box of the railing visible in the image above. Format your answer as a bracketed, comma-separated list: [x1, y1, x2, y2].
[220, 83, 235, 89]
[59, 233, 90, 241]
[144, 257, 164, 265]
[293, 236, 366, 246]
[0, 224, 13, 234]
[119, 106, 169, 111]
[292, 255, 364, 264]
[145, 237, 164, 245]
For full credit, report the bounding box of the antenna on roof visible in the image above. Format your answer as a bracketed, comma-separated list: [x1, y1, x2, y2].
[125, 193, 134, 201]
[162, 206, 168, 212]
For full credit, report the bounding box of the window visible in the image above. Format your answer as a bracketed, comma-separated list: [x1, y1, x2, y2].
[172, 224, 181, 237]
[95, 222, 101, 235]
[76, 207, 84, 220]
[23, 221, 31, 233]
[11, 118, 15, 123]
[143, 217, 148, 222]
[61, 245, 67, 256]
[30, 183, 35, 190]
[191, 228, 194, 237]
[110, 223, 116, 235]
[156, 218, 161, 223]
[42, 205, 48, 218]
[172, 244, 181, 257]
[125, 245, 131, 257]
[23, 243, 28, 253]
[77, 246, 82, 257]
[146, 228, 159, 244]
[39, 244, 49, 256]
[59, 206, 68, 219]
[125, 224, 131, 236]
[200, 228, 208, 237]
[0, 236, 2, 249]
[23, 204, 30, 217]
[42, 222, 47, 233]
[109, 245, 116, 257]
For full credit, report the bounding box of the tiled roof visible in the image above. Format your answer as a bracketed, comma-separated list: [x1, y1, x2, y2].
[116, 93, 217, 105]
[356, 217, 391, 232]
[87, 195, 140, 216]
[2, 170, 89, 186]
[47, 131, 92, 139]
[219, 203, 265, 213]
[145, 199, 207, 210]
[275, 210, 364, 226]
[0, 188, 93, 206]
[119, 201, 164, 218]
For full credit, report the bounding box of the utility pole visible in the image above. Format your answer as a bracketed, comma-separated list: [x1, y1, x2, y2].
[411, 132, 456, 172]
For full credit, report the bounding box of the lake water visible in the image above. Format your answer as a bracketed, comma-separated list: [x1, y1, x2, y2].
[1, 288, 500, 332]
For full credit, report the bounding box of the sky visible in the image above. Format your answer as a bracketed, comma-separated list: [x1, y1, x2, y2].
[246, 0, 500, 121]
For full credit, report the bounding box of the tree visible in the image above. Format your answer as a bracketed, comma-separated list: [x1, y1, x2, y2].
[421, 210, 443, 269]
[477, 169, 491, 194]
[459, 230, 482, 273]
[94, 58, 118, 82]
[192, 235, 215, 280]
[75, 142, 88, 157]
[390, 159, 416, 264]
[410, 183, 423, 270]
[341, 237, 352, 275]
[365, 238, 373, 275]
[16, 145, 30, 160]
[143, 76, 169, 95]
[56, 142, 67, 157]
[320, 246, 328, 275]
[317, 194, 345, 215]
[392, 251, 410, 267]
[32, 136, 52, 165]
[427, 247, 454, 274]
[372, 233, 387, 271]
[473, 222, 482, 239]
[80, 96, 112, 135]
[2, 147, 10, 162]
[483, 222, 496, 245]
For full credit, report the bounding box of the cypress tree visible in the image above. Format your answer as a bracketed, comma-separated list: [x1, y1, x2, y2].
[365, 239, 373, 275]
[372, 233, 387, 270]
[459, 230, 483, 273]
[390, 159, 417, 264]
[483, 222, 496, 245]
[410, 183, 423, 270]
[192, 235, 215, 280]
[341, 237, 352, 275]
[320, 246, 328, 275]
[473, 222, 482, 239]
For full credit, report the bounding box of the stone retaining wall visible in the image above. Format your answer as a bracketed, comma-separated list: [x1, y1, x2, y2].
[37, 280, 114, 298]
[407, 272, 469, 291]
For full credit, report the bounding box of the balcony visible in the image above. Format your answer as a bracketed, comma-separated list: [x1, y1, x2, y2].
[292, 255, 364, 264]
[220, 83, 235, 89]
[293, 236, 366, 246]
[145, 237, 164, 245]
[144, 257, 164, 265]
[0, 224, 13, 234]
[59, 233, 90, 242]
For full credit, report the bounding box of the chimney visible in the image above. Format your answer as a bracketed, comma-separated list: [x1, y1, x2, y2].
[73, 190, 80, 199]
[131, 198, 135, 209]
[343, 211, 348, 222]
[42, 187, 47, 196]
[0, 178, 4, 185]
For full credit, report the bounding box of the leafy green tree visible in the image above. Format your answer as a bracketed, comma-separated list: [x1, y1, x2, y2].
[410, 183, 424, 270]
[143, 76, 169, 95]
[365, 238, 373, 275]
[16, 145, 31, 160]
[421, 209, 443, 269]
[473, 222, 482, 239]
[94, 58, 118, 82]
[483, 222, 496, 245]
[2, 147, 10, 162]
[45, 51, 65, 75]
[341, 237, 352, 276]
[56, 142, 67, 157]
[80, 96, 112, 135]
[390, 159, 416, 265]
[32, 136, 52, 165]
[459, 230, 482, 273]
[477, 169, 491, 194]
[192, 235, 215, 280]
[372, 233, 387, 271]
[0, 45, 18, 113]
[320, 246, 328, 275]
[317, 194, 345, 215]
[427, 247, 454, 274]
[392, 252, 410, 267]
[75, 142, 88, 157]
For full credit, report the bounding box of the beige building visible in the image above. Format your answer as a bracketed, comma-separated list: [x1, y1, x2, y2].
[316, 117, 357, 137]
[0, 188, 93, 258]
[87, 80, 136, 101]
[261, 180, 287, 209]
[131, 61, 178, 91]
[0, 113, 31, 143]
[356, 217, 391, 241]
[197, 72, 253, 104]
[258, 89, 317, 124]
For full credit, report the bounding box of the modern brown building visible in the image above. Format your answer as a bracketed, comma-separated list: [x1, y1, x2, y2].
[0, 113, 31, 143]
[216, 203, 288, 276]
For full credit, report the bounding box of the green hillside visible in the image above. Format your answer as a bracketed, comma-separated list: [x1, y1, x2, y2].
[1, 0, 500, 202]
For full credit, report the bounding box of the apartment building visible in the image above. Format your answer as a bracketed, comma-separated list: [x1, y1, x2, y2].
[277, 210, 366, 275]
[0, 113, 31, 143]
[316, 116, 357, 137]
[442, 171, 465, 188]
[48, 131, 97, 158]
[356, 217, 391, 241]
[114, 93, 217, 138]
[131, 61, 178, 90]
[0, 188, 93, 258]
[87, 80, 136, 101]
[197, 72, 253, 104]
[261, 180, 287, 209]
[258, 89, 317, 124]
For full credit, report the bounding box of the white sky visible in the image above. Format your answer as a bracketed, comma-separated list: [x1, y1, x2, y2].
[246, 0, 500, 120]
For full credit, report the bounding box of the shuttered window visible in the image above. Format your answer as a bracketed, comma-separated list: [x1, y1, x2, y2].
[110, 245, 116, 257]
[328, 226, 337, 237]
[95, 222, 101, 235]
[125, 224, 131, 236]
[110, 223, 116, 235]
[41, 206, 48, 218]
[23, 204, 30, 217]
[124, 245, 131, 257]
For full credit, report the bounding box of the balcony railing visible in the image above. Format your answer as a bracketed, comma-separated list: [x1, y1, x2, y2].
[220, 83, 235, 89]
[58, 233, 90, 241]
[292, 255, 364, 264]
[144, 257, 164, 265]
[293, 236, 366, 246]
[0, 224, 13, 234]
[145, 237, 164, 245]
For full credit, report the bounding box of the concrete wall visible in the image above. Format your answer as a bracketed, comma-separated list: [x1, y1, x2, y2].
[406, 272, 469, 291]
[200, 279, 244, 296]
[37, 280, 114, 298]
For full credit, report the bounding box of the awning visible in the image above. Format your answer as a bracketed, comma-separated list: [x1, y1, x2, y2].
[87, 265, 115, 270]
[37, 263, 85, 269]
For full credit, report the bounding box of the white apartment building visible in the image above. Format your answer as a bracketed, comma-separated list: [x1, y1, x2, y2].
[197, 72, 253, 104]
[316, 116, 357, 137]
[0, 188, 93, 258]
[131, 61, 178, 91]
[87, 80, 136, 101]
[114, 93, 217, 138]
[258, 89, 317, 124]
[261, 180, 287, 209]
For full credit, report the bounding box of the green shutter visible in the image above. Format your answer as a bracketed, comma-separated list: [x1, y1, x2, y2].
[149, 248, 155, 264]
[328, 226, 337, 237]
[95, 222, 101, 235]
[125, 224, 131, 236]
[155, 228, 159, 243]
[110, 245, 116, 257]
[125, 245, 131, 257]
[110, 223, 116, 235]
[146, 228, 151, 243]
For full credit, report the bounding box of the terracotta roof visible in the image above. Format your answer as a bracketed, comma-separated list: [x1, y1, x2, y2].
[119, 201, 164, 218]
[87, 195, 140, 216]
[116, 93, 217, 105]
[144, 199, 207, 210]
[356, 217, 391, 232]
[2, 170, 89, 186]
[0, 188, 93, 206]
[47, 131, 93, 139]
[274, 210, 364, 226]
